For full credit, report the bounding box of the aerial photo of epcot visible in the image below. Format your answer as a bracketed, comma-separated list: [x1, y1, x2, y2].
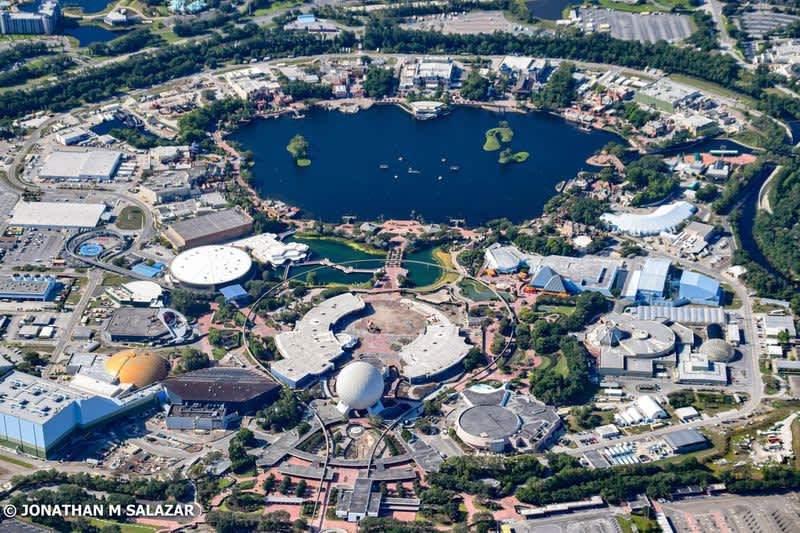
[2, 0, 800, 531]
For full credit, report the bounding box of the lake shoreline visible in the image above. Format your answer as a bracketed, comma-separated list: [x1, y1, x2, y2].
[225, 103, 622, 226]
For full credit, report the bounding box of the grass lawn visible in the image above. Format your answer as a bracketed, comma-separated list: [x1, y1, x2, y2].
[537, 305, 576, 316]
[615, 516, 634, 533]
[597, 0, 665, 12]
[87, 519, 161, 533]
[0, 453, 33, 468]
[536, 354, 552, 371]
[102, 273, 130, 286]
[212, 347, 226, 360]
[553, 355, 569, 377]
[249, 0, 301, 17]
[116, 206, 145, 230]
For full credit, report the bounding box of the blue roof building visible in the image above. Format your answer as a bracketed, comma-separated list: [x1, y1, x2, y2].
[529, 266, 568, 294]
[131, 263, 162, 278]
[679, 270, 721, 305]
[220, 284, 249, 304]
[634, 258, 671, 304]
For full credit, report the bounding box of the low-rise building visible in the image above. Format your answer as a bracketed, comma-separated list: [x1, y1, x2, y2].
[0, 275, 57, 301]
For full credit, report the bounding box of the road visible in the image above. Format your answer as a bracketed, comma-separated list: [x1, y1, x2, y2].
[44, 268, 103, 376]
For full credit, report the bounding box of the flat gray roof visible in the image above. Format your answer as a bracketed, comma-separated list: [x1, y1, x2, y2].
[10, 201, 105, 228]
[166, 208, 252, 242]
[0, 370, 87, 423]
[458, 404, 520, 439]
[664, 428, 707, 449]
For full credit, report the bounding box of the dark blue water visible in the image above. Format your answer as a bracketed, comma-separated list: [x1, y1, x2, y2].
[230, 106, 620, 225]
[65, 0, 115, 13]
[526, 0, 574, 20]
[64, 25, 127, 46]
[18, 2, 38, 12]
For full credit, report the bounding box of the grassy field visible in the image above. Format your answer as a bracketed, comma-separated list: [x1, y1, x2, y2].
[116, 206, 145, 230]
[0, 453, 33, 468]
[597, 0, 665, 13]
[102, 273, 130, 286]
[87, 519, 161, 533]
[553, 355, 569, 377]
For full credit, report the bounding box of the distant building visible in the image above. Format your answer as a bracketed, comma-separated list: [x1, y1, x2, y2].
[0, 370, 158, 458]
[162, 208, 253, 250]
[628, 257, 672, 304]
[335, 478, 420, 522]
[55, 126, 91, 146]
[0, 275, 56, 301]
[163, 367, 280, 430]
[484, 243, 526, 273]
[602, 202, 697, 237]
[676, 355, 727, 385]
[635, 78, 700, 112]
[414, 57, 455, 89]
[678, 270, 721, 305]
[762, 315, 796, 339]
[39, 150, 121, 181]
[103, 307, 190, 344]
[663, 428, 709, 454]
[0, 0, 60, 35]
[9, 201, 106, 229]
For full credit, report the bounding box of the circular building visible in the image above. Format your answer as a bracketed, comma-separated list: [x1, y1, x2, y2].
[104, 349, 170, 388]
[456, 404, 521, 452]
[170, 245, 252, 288]
[698, 338, 734, 362]
[335, 361, 385, 413]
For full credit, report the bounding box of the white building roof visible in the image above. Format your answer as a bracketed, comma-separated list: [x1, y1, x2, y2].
[635, 395, 667, 419]
[397, 300, 471, 382]
[40, 150, 121, 180]
[763, 315, 796, 337]
[230, 233, 309, 266]
[273, 293, 365, 386]
[601, 201, 696, 236]
[170, 245, 252, 286]
[10, 201, 106, 228]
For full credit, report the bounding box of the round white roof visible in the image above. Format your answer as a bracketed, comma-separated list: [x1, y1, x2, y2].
[699, 338, 734, 362]
[336, 361, 384, 410]
[123, 280, 163, 301]
[170, 245, 252, 287]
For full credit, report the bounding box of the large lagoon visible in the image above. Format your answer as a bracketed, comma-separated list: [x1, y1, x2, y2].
[231, 105, 620, 225]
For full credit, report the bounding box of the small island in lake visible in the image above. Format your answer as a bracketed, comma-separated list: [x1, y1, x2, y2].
[483, 121, 514, 151]
[499, 148, 530, 164]
[287, 134, 311, 167]
[483, 121, 527, 164]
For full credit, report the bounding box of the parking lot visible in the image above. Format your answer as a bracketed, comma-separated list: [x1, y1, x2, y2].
[742, 10, 800, 39]
[401, 10, 535, 36]
[662, 494, 800, 533]
[0, 227, 73, 267]
[578, 8, 693, 43]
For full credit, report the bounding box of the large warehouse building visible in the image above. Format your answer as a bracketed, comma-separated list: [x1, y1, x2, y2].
[9, 201, 106, 229]
[0, 370, 159, 458]
[273, 293, 365, 387]
[39, 150, 122, 181]
[0, 275, 57, 301]
[162, 208, 253, 250]
[163, 367, 280, 430]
